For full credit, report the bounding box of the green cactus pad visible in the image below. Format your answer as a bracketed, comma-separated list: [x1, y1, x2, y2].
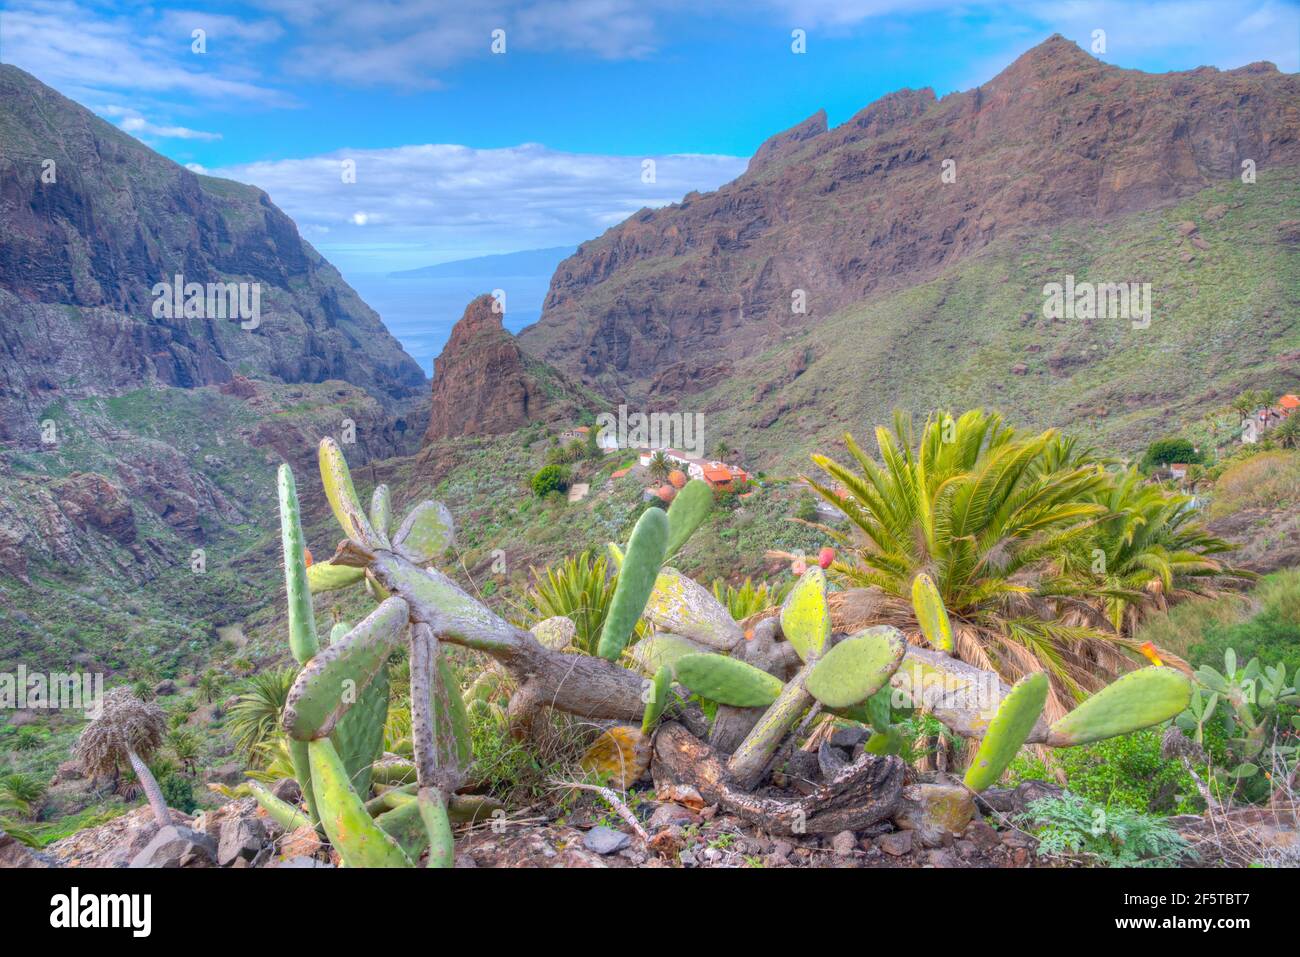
[284, 597, 409, 741]
[369, 484, 393, 547]
[597, 507, 669, 661]
[911, 572, 954, 654]
[308, 738, 411, 867]
[278, 465, 319, 665]
[384, 562, 509, 640]
[629, 633, 706, 676]
[249, 782, 312, 832]
[319, 438, 380, 545]
[665, 479, 713, 558]
[436, 655, 473, 768]
[673, 653, 784, 707]
[864, 728, 903, 755]
[780, 567, 831, 662]
[644, 567, 743, 649]
[418, 789, 455, 869]
[331, 657, 390, 797]
[393, 500, 456, 564]
[963, 672, 1048, 791]
[641, 665, 674, 735]
[374, 800, 428, 862]
[1047, 666, 1193, 747]
[806, 625, 906, 708]
[306, 560, 366, 594]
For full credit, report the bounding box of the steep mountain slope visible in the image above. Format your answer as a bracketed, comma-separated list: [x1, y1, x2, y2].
[0, 64, 426, 450]
[424, 294, 597, 443]
[519, 36, 1300, 403]
[694, 169, 1300, 470]
[0, 66, 426, 672]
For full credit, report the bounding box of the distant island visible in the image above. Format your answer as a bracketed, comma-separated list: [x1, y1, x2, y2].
[388, 245, 577, 279]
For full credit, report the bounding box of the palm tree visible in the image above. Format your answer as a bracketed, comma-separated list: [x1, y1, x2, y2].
[74, 688, 172, 827]
[1063, 469, 1241, 635]
[225, 666, 297, 761]
[195, 670, 222, 704]
[646, 451, 671, 484]
[1274, 414, 1300, 449]
[167, 728, 202, 775]
[808, 409, 1118, 715]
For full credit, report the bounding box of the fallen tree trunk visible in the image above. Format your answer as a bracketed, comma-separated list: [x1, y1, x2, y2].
[652, 722, 905, 836]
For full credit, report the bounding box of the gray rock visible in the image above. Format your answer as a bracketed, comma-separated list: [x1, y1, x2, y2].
[270, 777, 302, 805]
[648, 803, 697, 829]
[153, 680, 177, 697]
[217, 815, 267, 866]
[0, 830, 55, 868]
[582, 826, 631, 856]
[129, 825, 217, 868]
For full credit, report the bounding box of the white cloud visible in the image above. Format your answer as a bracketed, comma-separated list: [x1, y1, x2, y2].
[208, 142, 747, 270]
[97, 105, 222, 141]
[0, 0, 291, 105]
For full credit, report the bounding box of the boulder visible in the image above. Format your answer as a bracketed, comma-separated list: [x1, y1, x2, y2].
[129, 824, 217, 868]
[0, 830, 54, 868]
[217, 815, 267, 867]
[893, 781, 976, 848]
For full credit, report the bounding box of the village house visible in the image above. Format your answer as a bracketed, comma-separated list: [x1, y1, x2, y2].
[559, 425, 618, 451]
[637, 448, 748, 489]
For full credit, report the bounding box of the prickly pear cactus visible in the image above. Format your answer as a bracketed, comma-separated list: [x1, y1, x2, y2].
[805, 625, 906, 708]
[780, 567, 830, 662]
[1046, 667, 1193, 747]
[962, 672, 1048, 791]
[674, 653, 785, 707]
[911, 572, 954, 654]
[597, 507, 669, 661]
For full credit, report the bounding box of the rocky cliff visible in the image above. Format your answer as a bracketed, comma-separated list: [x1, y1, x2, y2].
[518, 36, 1300, 400]
[424, 294, 591, 443]
[0, 64, 426, 449]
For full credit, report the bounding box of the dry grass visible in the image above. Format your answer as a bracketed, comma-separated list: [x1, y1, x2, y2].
[1208, 450, 1300, 519]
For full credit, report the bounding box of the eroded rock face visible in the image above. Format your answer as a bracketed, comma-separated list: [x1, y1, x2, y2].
[0, 64, 426, 450]
[423, 294, 585, 443]
[519, 35, 1300, 401]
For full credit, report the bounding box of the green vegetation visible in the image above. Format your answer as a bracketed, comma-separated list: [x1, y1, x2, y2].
[1140, 436, 1202, 471]
[530, 464, 570, 497]
[1021, 793, 1194, 867]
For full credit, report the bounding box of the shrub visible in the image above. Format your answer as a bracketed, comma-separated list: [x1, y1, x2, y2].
[1020, 792, 1195, 867]
[1009, 729, 1201, 815]
[1208, 450, 1300, 518]
[1140, 436, 1201, 471]
[158, 771, 197, 815]
[531, 464, 570, 497]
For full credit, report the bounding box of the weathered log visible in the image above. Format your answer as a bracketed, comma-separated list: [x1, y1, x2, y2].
[652, 722, 905, 835]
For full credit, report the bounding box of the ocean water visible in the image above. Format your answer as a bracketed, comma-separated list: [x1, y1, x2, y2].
[344, 273, 553, 376]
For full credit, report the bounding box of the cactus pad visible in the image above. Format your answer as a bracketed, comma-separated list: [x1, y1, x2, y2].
[911, 572, 954, 653]
[393, 500, 456, 564]
[629, 633, 706, 676]
[1046, 666, 1193, 747]
[319, 438, 380, 546]
[641, 665, 674, 735]
[283, 597, 409, 741]
[644, 567, 743, 650]
[674, 653, 784, 707]
[597, 507, 669, 661]
[369, 484, 393, 547]
[308, 737, 411, 868]
[306, 560, 366, 594]
[579, 725, 651, 789]
[664, 479, 712, 558]
[805, 625, 906, 708]
[963, 672, 1048, 791]
[780, 567, 830, 662]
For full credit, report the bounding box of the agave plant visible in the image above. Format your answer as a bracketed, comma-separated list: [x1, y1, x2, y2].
[515, 551, 620, 655]
[225, 666, 298, 761]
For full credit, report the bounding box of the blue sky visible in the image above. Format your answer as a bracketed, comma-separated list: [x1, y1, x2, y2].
[2, 0, 1297, 275]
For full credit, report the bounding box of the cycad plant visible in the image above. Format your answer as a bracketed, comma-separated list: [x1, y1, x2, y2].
[808, 409, 1129, 715]
[712, 577, 793, 622]
[1064, 468, 1240, 634]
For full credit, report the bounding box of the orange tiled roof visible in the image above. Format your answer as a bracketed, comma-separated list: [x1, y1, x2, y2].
[702, 464, 733, 484]
[1281, 395, 1300, 410]
[611, 467, 631, 479]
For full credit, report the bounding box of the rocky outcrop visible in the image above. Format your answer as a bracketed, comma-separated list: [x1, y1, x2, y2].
[423, 294, 588, 443]
[519, 36, 1300, 400]
[0, 64, 426, 450]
